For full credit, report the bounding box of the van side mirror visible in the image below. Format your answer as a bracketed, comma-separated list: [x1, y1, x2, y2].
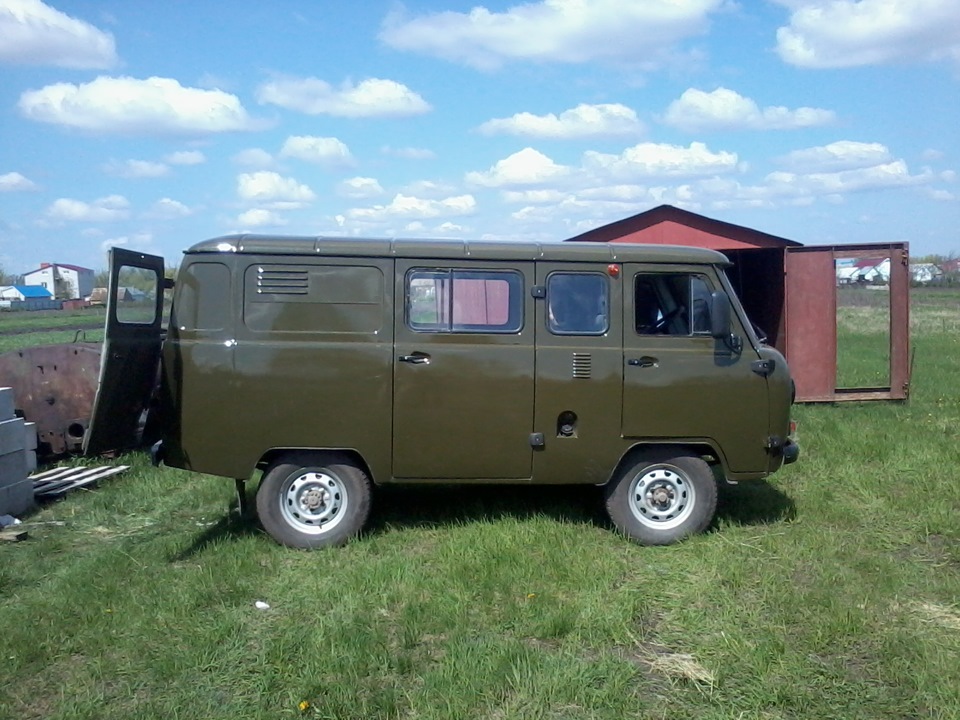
[709, 291, 732, 339]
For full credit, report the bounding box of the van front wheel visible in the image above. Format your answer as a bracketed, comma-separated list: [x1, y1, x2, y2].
[604, 450, 717, 545]
[256, 452, 371, 549]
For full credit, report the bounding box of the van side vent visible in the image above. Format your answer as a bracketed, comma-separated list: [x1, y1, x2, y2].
[572, 353, 592, 379]
[257, 267, 309, 295]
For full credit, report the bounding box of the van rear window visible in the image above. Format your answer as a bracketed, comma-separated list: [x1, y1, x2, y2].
[406, 269, 523, 333]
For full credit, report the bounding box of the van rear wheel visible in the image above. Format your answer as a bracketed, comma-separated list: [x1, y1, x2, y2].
[256, 452, 371, 549]
[604, 450, 717, 546]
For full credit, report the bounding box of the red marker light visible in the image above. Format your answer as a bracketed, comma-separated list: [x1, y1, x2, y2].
[607, 264, 620, 277]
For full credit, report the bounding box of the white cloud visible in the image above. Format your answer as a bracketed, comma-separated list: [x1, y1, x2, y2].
[465, 148, 571, 187]
[100, 232, 154, 254]
[280, 136, 354, 167]
[380, 0, 726, 70]
[338, 177, 385, 199]
[233, 148, 274, 167]
[165, 150, 206, 165]
[766, 160, 932, 195]
[584, 141, 738, 179]
[777, 141, 894, 172]
[663, 87, 836, 131]
[436, 222, 464, 233]
[237, 209, 287, 227]
[929, 189, 955, 201]
[501, 189, 569, 204]
[0, 171, 39, 191]
[381, 145, 437, 160]
[775, 0, 960, 68]
[402, 180, 458, 196]
[46, 195, 130, 222]
[478, 103, 644, 139]
[236, 171, 315, 206]
[0, 0, 117, 69]
[347, 193, 477, 221]
[146, 198, 192, 219]
[257, 76, 431, 117]
[18, 76, 261, 135]
[103, 159, 169, 178]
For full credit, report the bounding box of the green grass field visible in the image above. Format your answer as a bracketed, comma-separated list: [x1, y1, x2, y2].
[1, 292, 958, 720]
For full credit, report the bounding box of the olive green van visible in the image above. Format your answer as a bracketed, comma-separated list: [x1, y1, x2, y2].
[85, 237, 797, 548]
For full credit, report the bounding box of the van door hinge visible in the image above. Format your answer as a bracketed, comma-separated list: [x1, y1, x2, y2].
[529, 432, 545, 448]
[751, 359, 775, 377]
[765, 436, 783, 450]
[530, 285, 546, 299]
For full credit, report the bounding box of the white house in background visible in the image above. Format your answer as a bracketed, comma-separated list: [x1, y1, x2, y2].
[909, 263, 943, 284]
[837, 258, 891, 285]
[22, 262, 94, 300]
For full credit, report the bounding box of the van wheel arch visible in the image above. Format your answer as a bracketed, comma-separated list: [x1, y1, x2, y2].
[258, 448, 375, 483]
[605, 442, 723, 488]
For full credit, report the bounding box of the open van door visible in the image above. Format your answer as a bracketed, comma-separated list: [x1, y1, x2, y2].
[83, 248, 166, 456]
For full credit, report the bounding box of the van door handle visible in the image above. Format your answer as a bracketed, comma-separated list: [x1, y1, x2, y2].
[399, 353, 431, 365]
[627, 356, 658, 368]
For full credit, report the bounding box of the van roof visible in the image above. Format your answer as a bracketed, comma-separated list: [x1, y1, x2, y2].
[187, 235, 731, 266]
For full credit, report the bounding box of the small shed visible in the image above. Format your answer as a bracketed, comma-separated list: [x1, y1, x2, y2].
[567, 205, 910, 402]
[0, 285, 53, 302]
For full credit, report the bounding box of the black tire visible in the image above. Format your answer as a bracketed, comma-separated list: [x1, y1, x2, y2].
[256, 452, 372, 549]
[604, 449, 717, 546]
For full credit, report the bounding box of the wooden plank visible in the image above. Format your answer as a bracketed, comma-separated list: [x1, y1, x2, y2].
[0, 529, 27, 542]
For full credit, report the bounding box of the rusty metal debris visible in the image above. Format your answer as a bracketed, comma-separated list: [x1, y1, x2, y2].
[0, 343, 102, 459]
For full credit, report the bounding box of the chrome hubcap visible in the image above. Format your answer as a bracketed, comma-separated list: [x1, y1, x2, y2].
[628, 465, 695, 530]
[280, 471, 347, 535]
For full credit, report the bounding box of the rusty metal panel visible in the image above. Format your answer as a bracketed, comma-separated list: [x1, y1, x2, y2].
[785, 248, 837, 402]
[787, 242, 910, 403]
[0, 343, 102, 457]
[889, 245, 911, 400]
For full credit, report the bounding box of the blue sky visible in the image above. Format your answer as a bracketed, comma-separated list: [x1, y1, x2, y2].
[1, 0, 958, 275]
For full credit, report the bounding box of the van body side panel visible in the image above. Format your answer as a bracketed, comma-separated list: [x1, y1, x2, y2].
[531, 262, 625, 484]
[157, 258, 238, 474]
[391, 260, 535, 480]
[164, 256, 393, 480]
[621, 263, 770, 474]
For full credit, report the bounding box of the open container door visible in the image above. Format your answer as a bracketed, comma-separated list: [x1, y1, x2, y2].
[784, 243, 910, 402]
[83, 248, 166, 456]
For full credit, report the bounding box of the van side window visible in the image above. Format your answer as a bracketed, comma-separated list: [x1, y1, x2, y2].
[406, 269, 523, 333]
[635, 274, 713, 336]
[115, 264, 159, 325]
[547, 272, 609, 335]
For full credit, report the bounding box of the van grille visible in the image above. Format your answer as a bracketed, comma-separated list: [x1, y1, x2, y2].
[572, 353, 592, 379]
[256, 267, 308, 295]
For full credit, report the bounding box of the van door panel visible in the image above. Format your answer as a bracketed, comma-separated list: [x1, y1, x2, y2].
[84, 248, 165, 456]
[621, 264, 769, 473]
[532, 263, 624, 484]
[392, 261, 534, 480]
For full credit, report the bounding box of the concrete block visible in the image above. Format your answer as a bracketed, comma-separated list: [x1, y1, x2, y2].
[0, 452, 33, 516]
[24, 422, 37, 451]
[0, 449, 27, 487]
[0, 417, 26, 455]
[26, 449, 36, 474]
[0, 387, 14, 420]
[0, 479, 34, 516]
